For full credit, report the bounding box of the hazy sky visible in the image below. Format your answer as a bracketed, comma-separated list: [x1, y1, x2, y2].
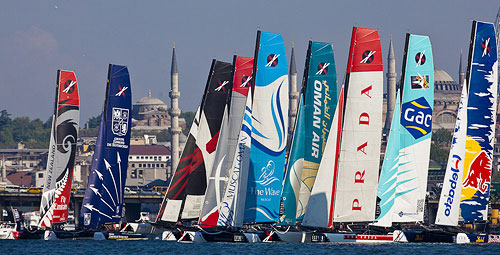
[0, 0, 498, 124]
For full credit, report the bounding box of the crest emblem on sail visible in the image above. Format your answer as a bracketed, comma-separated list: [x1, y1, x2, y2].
[80, 64, 132, 228]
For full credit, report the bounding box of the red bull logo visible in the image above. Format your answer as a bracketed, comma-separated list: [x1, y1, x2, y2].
[463, 151, 491, 193]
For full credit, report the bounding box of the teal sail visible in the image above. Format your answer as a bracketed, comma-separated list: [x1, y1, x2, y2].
[375, 91, 401, 227]
[393, 34, 434, 223]
[279, 96, 305, 225]
[279, 41, 337, 225]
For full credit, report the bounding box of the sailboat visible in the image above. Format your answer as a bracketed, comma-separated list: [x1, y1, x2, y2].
[39, 70, 79, 239]
[46, 64, 137, 240]
[300, 27, 388, 243]
[178, 56, 259, 242]
[374, 33, 436, 242]
[273, 40, 337, 242]
[432, 21, 499, 244]
[156, 60, 232, 239]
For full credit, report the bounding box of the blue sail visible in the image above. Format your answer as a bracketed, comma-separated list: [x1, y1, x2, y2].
[460, 21, 498, 222]
[81, 64, 132, 228]
[244, 31, 289, 223]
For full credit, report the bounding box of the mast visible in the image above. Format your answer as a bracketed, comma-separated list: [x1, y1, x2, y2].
[333, 27, 383, 222]
[39, 70, 80, 228]
[243, 31, 289, 224]
[80, 64, 131, 229]
[460, 21, 498, 223]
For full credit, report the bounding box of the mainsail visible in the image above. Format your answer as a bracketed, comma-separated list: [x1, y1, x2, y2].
[302, 87, 344, 228]
[157, 60, 232, 223]
[375, 91, 401, 227]
[243, 31, 289, 223]
[435, 83, 467, 226]
[217, 69, 254, 228]
[460, 21, 498, 223]
[199, 56, 253, 227]
[39, 70, 80, 228]
[281, 41, 337, 225]
[80, 64, 132, 229]
[333, 27, 383, 222]
[392, 34, 434, 223]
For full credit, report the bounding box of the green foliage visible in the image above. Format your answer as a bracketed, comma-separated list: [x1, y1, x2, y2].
[0, 110, 51, 149]
[432, 128, 452, 143]
[181, 111, 195, 136]
[429, 129, 452, 168]
[86, 114, 102, 129]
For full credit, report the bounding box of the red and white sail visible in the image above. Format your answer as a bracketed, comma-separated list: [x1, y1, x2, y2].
[333, 27, 383, 222]
[39, 70, 80, 228]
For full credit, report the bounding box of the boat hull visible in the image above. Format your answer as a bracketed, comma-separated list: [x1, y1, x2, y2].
[44, 230, 95, 240]
[393, 230, 455, 243]
[179, 231, 261, 243]
[94, 232, 149, 240]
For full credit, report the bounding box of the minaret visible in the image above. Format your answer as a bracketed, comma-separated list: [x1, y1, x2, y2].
[1, 155, 5, 183]
[459, 49, 465, 86]
[288, 43, 299, 143]
[169, 43, 181, 174]
[383, 36, 397, 137]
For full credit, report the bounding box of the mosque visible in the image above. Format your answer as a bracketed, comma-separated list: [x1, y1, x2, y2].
[131, 89, 186, 131]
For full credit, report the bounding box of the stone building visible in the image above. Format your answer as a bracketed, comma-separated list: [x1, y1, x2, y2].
[131, 90, 186, 131]
[126, 145, 171, 187]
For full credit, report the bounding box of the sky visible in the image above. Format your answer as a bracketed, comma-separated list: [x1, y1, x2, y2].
[0, 0, 498, 124]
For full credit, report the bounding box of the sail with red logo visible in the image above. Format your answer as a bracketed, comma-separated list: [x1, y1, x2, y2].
[460, 21, 498, 223]
[199, 56, 253, 228]
[333, 27, 383, 223]
[39, 70, 80, 228]
[157, 60, 232, 223]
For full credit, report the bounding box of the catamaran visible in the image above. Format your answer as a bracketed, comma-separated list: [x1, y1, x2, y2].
[156, 60, 233, 240]
[39, 70, 79, 240]
[273, 40, 337, 242]
[374, 33, 436, 242]
[430, 20, 499, 244]
[45, 64, 138, 240]
[299, 27, 389, 243]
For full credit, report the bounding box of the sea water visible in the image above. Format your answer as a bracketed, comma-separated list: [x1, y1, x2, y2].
[1, 240, 499, 254]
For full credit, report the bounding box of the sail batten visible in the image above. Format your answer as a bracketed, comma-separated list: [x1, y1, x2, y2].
[39, 70, 80, 228]
[80, 64, 131, 228]
[280, 41, 337, 225]
[199, 56, 253, 227]
[460, 21, 498, 223]
[244, 31, 289, 224]
[333, 27, 383, 223]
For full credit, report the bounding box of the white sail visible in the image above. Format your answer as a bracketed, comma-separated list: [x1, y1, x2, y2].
[217, 89, 253, 228]
[435, 82, 467, 226]
[333, 71, 383, 222]
[302, 87, 344, 228]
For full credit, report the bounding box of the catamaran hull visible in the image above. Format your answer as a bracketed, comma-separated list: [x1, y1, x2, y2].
[393, 230, 455, 243]
[44, 230, 95, 240]
[456, 233, 500, 243]
[263, 231, 313, 243]
[177, 231, 261, 243]
[94, 232, 149, 240]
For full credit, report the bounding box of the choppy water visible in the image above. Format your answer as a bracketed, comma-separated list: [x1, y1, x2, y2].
[1, 240, 499, 255]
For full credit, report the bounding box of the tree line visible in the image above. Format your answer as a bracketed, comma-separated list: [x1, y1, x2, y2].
[0, 109, 196, 149]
